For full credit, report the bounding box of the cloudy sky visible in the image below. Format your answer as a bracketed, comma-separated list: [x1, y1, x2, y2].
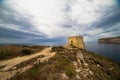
[0, 0, 120, 45]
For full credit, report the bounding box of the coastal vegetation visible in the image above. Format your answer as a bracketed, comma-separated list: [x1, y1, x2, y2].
[10, 46, 120, 80]
[0, 45, 46, 60]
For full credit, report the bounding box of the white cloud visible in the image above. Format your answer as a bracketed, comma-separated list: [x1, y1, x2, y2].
[68, 0, 116, 25]
[1, 0, 119, 42]
[8, 0, 66, 24]
[106, 23, 120, 31]
[87, 28, 103, 36]
[98, 23, 120, 38]
[5, 0, 67, 37]
[0, 22, 20, 30]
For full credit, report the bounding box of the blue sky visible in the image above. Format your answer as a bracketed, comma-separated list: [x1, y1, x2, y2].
[0, 0, 120, 45]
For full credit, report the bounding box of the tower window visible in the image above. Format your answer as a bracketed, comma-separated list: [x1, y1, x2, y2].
[71, 40, 73, 44]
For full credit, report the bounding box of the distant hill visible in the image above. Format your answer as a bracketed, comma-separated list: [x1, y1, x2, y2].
[10, 46, 120, 80]
[98, 36, 120, 44]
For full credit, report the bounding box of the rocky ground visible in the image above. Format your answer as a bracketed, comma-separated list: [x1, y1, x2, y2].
[1, 46, 120, 80]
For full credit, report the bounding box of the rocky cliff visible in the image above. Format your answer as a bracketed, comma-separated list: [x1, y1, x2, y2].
[98, 36, 120, 44]
[11, 46, 120, 80]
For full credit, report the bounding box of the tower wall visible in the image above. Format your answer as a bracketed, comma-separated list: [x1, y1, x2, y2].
[67, 36, 85, 49]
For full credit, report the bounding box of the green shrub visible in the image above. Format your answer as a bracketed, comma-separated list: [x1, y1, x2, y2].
[59, 57, 69, 65]
[51, 46, 65, 52]
[28, 68, 39, 78]
[21, 49, 33, 55]
[57, 56, 76, 78]
[65, 65, 76, 78]
[0, 51, 13, 60]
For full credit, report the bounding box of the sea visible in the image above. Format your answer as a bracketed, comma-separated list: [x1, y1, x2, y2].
[0, 42, 120, 62]
[85, 42, 120, 62]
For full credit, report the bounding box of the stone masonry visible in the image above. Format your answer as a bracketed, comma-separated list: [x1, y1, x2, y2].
[67, 36, 85, 49]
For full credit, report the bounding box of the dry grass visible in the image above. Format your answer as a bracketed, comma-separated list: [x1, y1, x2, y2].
[10, 46, 120, 80]
[0, 45, 46, 60]
[10, 46, 77, 80]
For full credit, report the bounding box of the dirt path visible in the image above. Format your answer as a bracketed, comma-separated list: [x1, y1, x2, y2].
[0, 47, 55, 80]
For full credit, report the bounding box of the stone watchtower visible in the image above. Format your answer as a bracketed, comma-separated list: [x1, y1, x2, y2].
[67, 36, 85, 49]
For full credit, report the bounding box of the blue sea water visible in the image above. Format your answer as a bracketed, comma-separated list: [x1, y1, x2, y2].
[85, 42, 120, 62]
